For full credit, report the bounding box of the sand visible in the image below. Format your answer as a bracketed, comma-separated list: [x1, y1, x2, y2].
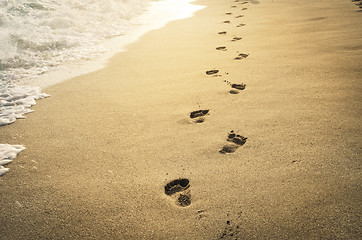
[1, 0, 361, 239]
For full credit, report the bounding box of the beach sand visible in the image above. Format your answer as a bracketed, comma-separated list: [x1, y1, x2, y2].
[1, 0, 361, 239]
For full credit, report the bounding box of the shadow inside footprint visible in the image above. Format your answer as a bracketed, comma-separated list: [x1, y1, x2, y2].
[206, 69, 219, 75]
[216, 46, 227, 51]
[165, 178, 190, 195]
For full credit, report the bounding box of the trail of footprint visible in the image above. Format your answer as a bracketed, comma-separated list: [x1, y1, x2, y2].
[164, 178, 191, 207]
[220, 131, 247, 154]
[190, 109, 210, 123]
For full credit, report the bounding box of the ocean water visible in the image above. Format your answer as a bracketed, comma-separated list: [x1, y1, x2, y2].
[0, 0, 205, 175]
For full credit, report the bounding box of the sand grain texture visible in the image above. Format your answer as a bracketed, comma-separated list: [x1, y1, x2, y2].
[1, 0, 361, 239]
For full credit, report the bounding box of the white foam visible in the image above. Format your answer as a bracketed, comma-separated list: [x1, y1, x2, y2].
[0, 144, 25, 176]
[0, 84, 50, 126]
[25, 0, 206, 88]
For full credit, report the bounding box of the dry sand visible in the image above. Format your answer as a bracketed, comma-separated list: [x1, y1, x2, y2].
[1, 0, 361, 239]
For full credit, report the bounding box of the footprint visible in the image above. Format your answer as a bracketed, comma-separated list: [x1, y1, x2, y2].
[218, 31, 227, 35]
[165, 178, 191, 207]
[352, 0, 362, 8]
[206, 69, 219, 75]
[229, 89, 240, 94]
[219, 219, 242, 239]
[231, 5, 237, 8]
[178, 193, 191, 207]
[231, 83, 246, 90]
[236, 23, 246, 27]
[190, 109, 209, 123]
[235, 15, 244, 18]
[223, 20, 231, 24]
[234, 53, 249, 60]
[231, 37, 242, 42]
[219, 144, 239, 154]
[219, 131, 247, 154]
[216, 46, 227, 51]
[224, 81, 246, 93]
[242, 7, 248, 10]
[226, 12, 232, 15]
[227, 131, 247, 146]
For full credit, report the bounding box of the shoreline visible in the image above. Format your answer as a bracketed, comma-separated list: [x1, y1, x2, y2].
[21, 0, 206, 89]
[1, 0, 361, 239]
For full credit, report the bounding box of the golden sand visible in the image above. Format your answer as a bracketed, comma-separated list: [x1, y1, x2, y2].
[1, 0, 361, 239]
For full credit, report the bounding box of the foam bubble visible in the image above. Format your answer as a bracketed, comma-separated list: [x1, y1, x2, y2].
[0, 144, 25, 176]
[0, 84, 49, 126]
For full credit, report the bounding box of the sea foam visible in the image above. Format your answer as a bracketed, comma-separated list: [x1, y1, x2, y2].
[0, 84, 50, 126]
[0, 144, 25, 176]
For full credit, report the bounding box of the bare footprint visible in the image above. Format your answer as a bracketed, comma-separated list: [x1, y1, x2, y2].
[190, 109, 209, 123]
[219, 219, 243, 239]
[227, 131, 247, 146]
[165, 178, 191, 207]
[220, 131, 247, 154]
[231, 37, 242, 42]
[216, 46, 227, 51]
[234, 53, 249, 60]
[231, 83, 246, 90]
[206, 69, 219, 75]
[219, 144, 239, 154]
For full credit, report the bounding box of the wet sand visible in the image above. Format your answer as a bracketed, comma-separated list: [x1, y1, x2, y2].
[1, 0, 361, 239]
